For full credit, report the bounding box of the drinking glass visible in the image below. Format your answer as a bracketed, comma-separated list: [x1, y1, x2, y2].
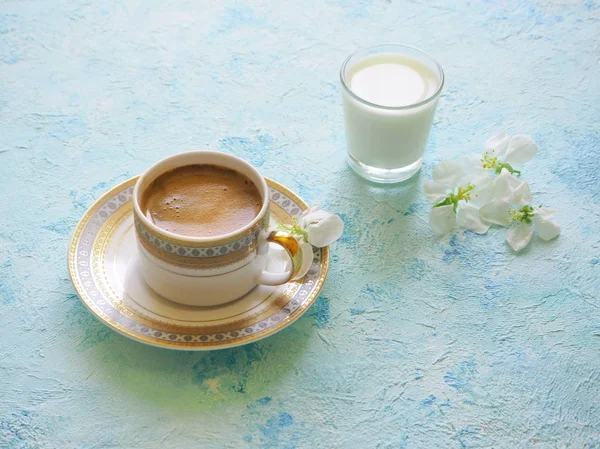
[340, 44, 444, 183]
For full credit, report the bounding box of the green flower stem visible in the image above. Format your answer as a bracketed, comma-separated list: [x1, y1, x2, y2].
[495, 161, 520, 175]
[433, 184, 475, 213]
[277, 217, 308, 242]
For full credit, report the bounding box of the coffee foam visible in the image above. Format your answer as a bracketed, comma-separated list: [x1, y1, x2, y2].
[141, 164, 262, 238]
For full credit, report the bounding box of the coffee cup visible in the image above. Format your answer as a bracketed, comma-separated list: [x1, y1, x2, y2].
[132, 151, 308, 306]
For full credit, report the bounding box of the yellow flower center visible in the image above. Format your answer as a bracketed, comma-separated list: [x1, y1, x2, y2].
[505, 205, 535, 225]
[481, 151, 497, 170]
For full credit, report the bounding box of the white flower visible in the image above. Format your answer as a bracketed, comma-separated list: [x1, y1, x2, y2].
[280, 205, 344, 248]
[424, 160, 495, 235]
[299, 206, 345, 247]
[479, 132, 538, 175]
[479, 170, 560, 251]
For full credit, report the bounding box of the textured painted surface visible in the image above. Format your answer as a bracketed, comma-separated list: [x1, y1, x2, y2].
[0, 0, 599, 447]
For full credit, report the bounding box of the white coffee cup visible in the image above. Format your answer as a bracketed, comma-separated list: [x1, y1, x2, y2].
[132, 151, 308, 306]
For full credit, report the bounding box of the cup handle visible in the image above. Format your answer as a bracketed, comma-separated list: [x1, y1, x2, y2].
[256, 231, 311, 286]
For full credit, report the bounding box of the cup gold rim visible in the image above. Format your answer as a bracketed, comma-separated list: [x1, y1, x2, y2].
[132, 151, 270, 245]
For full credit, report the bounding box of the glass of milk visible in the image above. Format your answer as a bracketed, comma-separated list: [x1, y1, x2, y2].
[340, 44, 444, 183]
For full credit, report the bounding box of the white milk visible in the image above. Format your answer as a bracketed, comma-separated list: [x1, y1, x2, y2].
[341, 50, 443, 182]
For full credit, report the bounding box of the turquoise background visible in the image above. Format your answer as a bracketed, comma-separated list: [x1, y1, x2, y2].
[1, 0, 599, 447]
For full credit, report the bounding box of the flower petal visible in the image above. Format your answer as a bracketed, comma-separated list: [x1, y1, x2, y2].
[457, 154, 488, 177]
[494, 168, 525, 201]
[534, 207, 558, 220]
[532, 214, 560, 241]
[506, 222, 534, 251]
[505, 134, 538, 165]
[469, 174, 495, 207]
[485, 132, 510, 158]
[424, 181, 449, 204]
[429, 205, 456, 235]
[479, 199, 511, 227]
[305, 214, 344, 247]
[511, 180, 532, 206]
[432, 160, 463, 188]
[299, 206, 329, 228]
[457, 204, 490, 234]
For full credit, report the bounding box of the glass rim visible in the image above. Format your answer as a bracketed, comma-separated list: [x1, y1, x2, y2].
[339, 43, 445, 111]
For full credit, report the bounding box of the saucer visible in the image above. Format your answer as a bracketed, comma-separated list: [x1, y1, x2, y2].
[68, 176, 329, 350]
